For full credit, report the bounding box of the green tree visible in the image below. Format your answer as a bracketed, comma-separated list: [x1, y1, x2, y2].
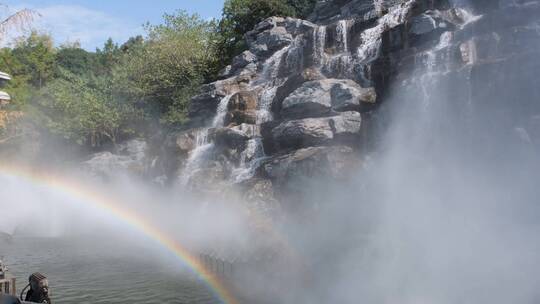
[11, 31, 56, 89]
[38, 69, 142, 147]
[95, 38, 122, 76]
[118, 10, 220, 126]
[0, 47, 34, 106]
[55, 45, 95, 76]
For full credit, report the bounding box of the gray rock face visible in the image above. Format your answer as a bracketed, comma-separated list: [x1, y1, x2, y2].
[249, 26, 294, 56]
[263, 145, 359, 183]
[272, 111, 362, 149]
[212, 127, 250, 149]
[225, 90, 259, 126]
[83, 139, 148, 178]
[281, 80, 334, 118]
[153, 0, 540, 211]
[230, 123, 261, 138]
[281, 79, 376, 119]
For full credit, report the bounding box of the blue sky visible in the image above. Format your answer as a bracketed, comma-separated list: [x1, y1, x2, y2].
[5, 0, 225, 50]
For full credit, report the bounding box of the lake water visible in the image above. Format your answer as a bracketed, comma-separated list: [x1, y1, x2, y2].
[0, 237, 221, 304]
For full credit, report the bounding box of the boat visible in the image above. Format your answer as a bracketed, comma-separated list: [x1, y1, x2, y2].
[0, 259, 52, 304]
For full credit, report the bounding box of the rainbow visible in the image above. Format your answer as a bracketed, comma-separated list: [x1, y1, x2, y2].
[0, 164, 239, 304]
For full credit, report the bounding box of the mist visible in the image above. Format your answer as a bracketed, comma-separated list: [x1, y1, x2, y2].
[2, 1, 540, 304]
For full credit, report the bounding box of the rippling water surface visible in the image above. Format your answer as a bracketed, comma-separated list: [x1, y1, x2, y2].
[0, 237, 220, 304]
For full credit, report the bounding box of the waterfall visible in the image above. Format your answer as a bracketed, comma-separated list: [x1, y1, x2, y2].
[336, 20, 349, 53]
[357, 0, 416, 63]
[230, 138, 267, 183]
[285, 35, 305, 75]
[313, 25, 327, 66]
[419, 31, 454, 107]
[454, 7, 483, 28]
[255, 46, 291, 124]
[374, 0, 385, 15]
[212, 94, 233, 128]
[180, 129, 213, 185]
[257, 86, 278, 124]
[425, 31, 453, 72]
[260, 46, 291, 82]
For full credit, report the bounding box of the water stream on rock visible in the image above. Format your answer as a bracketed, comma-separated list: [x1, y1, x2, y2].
[313, 25, 327, 66]
[336, 20, 350, 53]
[4, 1, 540, 304]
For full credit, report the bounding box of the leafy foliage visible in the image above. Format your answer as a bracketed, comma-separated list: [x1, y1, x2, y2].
[117, 11, 220, 125]
[38, 70, 142, 146]
[0, 3, 318, 149]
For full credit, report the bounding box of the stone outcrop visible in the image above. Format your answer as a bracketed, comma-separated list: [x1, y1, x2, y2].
[145, 0, 540, 215]
[281, 79, 376, 119]
[83, 139, 148, 178]
[272, 111, 362, 149]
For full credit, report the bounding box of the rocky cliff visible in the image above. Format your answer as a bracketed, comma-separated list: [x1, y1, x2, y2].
[133, 0, 540, 218]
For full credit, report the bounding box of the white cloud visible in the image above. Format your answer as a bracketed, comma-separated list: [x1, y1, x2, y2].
[7, 4, 143, 50]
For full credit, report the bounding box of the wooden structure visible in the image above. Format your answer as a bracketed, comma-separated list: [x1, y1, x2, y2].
[0, 260, 16, 296]
[0, 276, 16, 296]
[0, 72, 11, 108]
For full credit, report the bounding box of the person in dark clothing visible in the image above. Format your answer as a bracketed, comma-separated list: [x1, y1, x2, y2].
[22, 273, 51, 304]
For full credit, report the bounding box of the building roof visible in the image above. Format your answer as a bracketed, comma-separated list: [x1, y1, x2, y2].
[0, 91, 11, 101]
[0, 72, 11, 81]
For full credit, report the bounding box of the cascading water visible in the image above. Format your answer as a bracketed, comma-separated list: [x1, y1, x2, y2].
[180, 129, 213, 185]
[183, 45, 295, 185]
[419, 31, 454, 106]
[255, 46, 291, 124]
[285, 36, 305, 75]
[212, 94, 233, 128]
[336, 20, 349, 53]
[313, 25, 327, 66]
[357, 0, 416, 63]
[230, 138, 267, 183]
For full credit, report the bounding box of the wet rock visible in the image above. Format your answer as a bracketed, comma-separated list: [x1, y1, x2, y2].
[272, 68, 325, 116]
[233, 51, 258, 69]
[409, 14, 441, 35]
[331, 80, 377, 111]
[213, 127, 250, 149]
[188, 79, 249, 126]
[263, 146, 359, 182]
[225, 91, 259, 126]
[241, 178, 281, 217]
[230, 123, 261, 138]
[219, 51, 259, 79]
[249, 26, 294, 56]
[281, 81, 334, 119]
[281, 79, 376, 119]
[171, 129, 201, 153]
[272, 111, 362, 149]
[83, 139, 148, 178]
[188, 91, 225, 126]
[185, 161, 228, 193]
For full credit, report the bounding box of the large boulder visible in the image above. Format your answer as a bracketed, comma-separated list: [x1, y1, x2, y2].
[281, 79, 376, 119]
[212, 127, 250, 149]
[272, 111, 362, 149]
[188, 79, 250, 126]
[272, 68, 325, 116]
[225, 91, 259, 126]
[263, 145, 359, 183]
[82, 139, 148, 178]
[248, 26, 294, 56]
[232, 51, 258, 69]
